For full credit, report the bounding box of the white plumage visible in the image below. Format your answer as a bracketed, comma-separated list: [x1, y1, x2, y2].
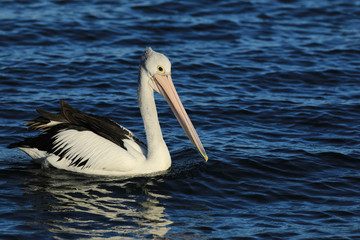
[10, 47, 207, 176]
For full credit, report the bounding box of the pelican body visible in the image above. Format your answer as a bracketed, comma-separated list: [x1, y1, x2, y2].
[9, 48, 207, 176]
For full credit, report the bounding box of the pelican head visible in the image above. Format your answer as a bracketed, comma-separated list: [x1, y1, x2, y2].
[139, 47, 208, 161]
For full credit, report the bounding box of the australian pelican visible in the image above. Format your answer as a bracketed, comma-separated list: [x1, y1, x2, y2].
[9, 47, 208, 176]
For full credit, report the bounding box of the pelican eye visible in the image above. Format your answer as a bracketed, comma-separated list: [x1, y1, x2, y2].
[157, 66, 165, 74]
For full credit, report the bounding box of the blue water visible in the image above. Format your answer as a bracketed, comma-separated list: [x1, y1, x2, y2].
[1, 0, 360, 239]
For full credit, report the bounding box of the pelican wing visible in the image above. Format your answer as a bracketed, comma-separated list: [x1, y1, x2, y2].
[25, 101, 146, 149]
[9, 101, 147, 173]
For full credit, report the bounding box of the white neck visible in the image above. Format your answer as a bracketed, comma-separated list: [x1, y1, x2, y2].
[138, 67, 171, 169]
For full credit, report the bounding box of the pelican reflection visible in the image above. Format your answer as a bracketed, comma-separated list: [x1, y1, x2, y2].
[25, 172, 173, 238]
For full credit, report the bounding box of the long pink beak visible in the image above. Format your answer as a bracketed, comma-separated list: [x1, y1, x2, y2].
[152, 74, 208, 161]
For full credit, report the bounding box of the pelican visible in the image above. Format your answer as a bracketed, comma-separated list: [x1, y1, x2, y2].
[9, 47, 208, 176]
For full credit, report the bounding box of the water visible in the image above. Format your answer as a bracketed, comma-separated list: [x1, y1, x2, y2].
[1, 0, 360, 239]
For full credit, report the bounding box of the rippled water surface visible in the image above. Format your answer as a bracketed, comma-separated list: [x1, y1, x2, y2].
[1, 0, 360, 239]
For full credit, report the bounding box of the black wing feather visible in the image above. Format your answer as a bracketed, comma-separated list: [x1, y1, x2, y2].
[9, 101, 146, 151]
[9, 124, 91, 168]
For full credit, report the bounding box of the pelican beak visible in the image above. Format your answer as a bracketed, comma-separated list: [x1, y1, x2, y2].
[152, 74, 208, 161]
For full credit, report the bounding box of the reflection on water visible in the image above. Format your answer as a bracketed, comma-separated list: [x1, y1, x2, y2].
[23, 169, 173, 239]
